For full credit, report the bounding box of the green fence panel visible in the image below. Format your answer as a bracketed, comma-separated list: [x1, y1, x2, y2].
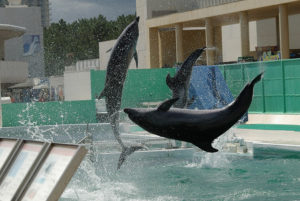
[90, 68, 176, 108]
[223, 64, 244, 97]
[4, 59, 300, 128]
[2, 100, 97, 127]
[221, 59, 300, 114]
[284, 59, 300, 112]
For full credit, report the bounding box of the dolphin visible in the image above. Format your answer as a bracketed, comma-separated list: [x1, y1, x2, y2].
[124, 73, 263, 152]
[166, 47, 206, 108]
[97, 16, 143, 169]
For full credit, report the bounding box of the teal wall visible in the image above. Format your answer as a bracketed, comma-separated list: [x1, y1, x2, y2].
[3, 59, 300, 127]
[91, 68, 176, 108]
[218, 58, 300, 113]
[2, 100, 97, 127]
[2, 68, 176, 127]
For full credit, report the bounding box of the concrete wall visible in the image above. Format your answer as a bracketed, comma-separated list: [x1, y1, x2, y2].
[158, 29, 206, 67]
[222, 24, 242, 62]
[222, 19, 276, 62]
[0, 61, 28, 83]
[256, 14, 300, 50]
[222, 15, 300, 62]
[0, 7, 45, 77]
[145, 0, 242, 19]
[289, 14, 300, 49]
[256, 18, 277, 47]
[159, 30, 175, 67]
[182, 30, 206, 62]
[64, 71, 91, 101]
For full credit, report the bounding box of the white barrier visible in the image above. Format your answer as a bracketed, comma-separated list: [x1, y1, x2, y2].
[0, 138, 87, 201]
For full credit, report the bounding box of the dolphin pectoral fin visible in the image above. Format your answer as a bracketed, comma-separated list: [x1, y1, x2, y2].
[134, 50, 138, 68]
[117, 145, 144, 169]
[195, 142, 218, 153]
[157, 98, 179, 112]
[166, 73, 175, 89]
[106, 47, 112, 53]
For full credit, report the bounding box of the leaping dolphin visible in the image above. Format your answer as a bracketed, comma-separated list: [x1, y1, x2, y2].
[97, 16, 143, 169]
[124, 73, 263, 152]
[166, 47, 206, 108]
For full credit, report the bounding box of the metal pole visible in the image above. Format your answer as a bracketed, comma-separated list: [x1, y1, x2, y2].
[0, 64, 2, 128]
[0, 40, 3, 128]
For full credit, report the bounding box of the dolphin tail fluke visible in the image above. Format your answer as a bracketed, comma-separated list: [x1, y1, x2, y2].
[97, 88, 106, 99]
[195, 142, 218, 153]
[250, 72, 264, 86]
[117, 145, 144, 169]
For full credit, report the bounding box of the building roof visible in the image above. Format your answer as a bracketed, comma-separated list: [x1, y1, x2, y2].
[0, 24, 26, 40]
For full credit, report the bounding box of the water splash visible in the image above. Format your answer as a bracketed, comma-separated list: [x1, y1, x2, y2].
[188, 127, 244, 169]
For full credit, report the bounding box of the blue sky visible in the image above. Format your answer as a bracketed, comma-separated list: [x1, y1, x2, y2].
[50, 0, 136, 23]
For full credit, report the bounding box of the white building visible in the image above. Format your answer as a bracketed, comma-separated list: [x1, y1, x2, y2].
[133, 0, 300, 68]
[0, 3, 45, 77]
[0, 24, 28, 127]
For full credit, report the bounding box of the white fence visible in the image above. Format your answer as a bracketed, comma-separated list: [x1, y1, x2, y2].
[64, 59, 100, 72]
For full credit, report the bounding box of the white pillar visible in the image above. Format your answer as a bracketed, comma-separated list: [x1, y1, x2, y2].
[205, 18, 214, 65]
[175, 23, 184, 64]
[239, 11, 250, 57]
[279, 4, 290, 59]
[158, 30, 163, 68]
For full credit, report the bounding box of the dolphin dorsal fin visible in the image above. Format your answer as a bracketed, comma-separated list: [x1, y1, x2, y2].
[157, 98, 179, 112]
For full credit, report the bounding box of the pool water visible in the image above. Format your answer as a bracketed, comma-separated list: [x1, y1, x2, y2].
[1, 124, 299, 201]
[61, 149, 300, 201]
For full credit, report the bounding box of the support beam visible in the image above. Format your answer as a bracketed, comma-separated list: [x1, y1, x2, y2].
[279, 4, 290, 59]
[0, 40, 4, 60]
[158, 30, 163, 68]
[239, 11, 250, 57]
[205, 18, 214, 65]
[175, 23, 184, 64]
[276, 16, 280, 48]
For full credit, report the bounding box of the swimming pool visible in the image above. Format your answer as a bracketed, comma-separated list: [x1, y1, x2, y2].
[1, 124, 300, 201]
[61, 147, 300, 201]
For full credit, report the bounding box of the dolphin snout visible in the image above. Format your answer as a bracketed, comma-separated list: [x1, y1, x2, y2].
[124, 108, 132, 115]
[124, 108, 140, 121]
